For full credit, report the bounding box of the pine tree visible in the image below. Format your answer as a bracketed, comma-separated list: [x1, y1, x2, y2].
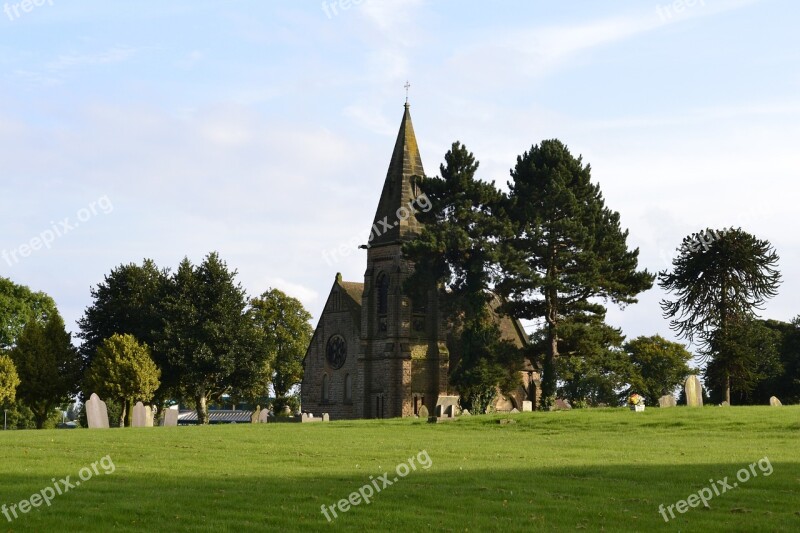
[501, 139, 653, 409]
[404, 142, 520, 413]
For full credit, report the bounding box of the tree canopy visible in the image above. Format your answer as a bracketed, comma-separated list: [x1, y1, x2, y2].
[250, 288, 313, 409]
[0, 277, 57, 350]
[660, 227, 781, 403]
[501, 139, 654, 408]
[9, 313, 82, 428]
[84, 333, 161, 426]
[0, 353, 20, 406]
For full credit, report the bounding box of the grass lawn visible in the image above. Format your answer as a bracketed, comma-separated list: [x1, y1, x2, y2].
[0, 406, 798, 532]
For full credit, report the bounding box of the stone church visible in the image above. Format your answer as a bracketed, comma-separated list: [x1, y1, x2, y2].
[301, 103, 540, 419]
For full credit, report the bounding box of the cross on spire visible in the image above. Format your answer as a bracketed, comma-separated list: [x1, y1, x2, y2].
[404, 81, 410, 104]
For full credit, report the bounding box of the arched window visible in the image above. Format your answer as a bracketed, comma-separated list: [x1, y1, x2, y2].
[376, 273, 389, 315]
[344, 374, 352, 402]
[322, 374, 329, 402]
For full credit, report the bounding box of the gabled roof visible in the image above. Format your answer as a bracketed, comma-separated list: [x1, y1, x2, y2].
[369, 103, 425, 247]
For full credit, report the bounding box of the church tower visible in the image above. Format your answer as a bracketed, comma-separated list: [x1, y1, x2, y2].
[354, 103, 453, 418]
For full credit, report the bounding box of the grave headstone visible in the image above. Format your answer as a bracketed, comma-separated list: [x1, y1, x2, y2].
[769, 396, 782, 407]
[418, 405, 429, 418]
[522, 401, 533, 412]
[461, 409, 471, 416]
[163, 407, 179, 427]
[131, 401, 153, 427]
[554, 398, 572, 411]
[258, 408, 270, 423]
[658, 395, 676, 408]
[86, 393, 109, 429]
[322, 413, 330, 422]
[720, 401, 730, 407]
[510, 408, 520, 413]
[684, 376, 703, 407]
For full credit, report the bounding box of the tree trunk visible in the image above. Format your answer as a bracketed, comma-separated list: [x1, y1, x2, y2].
[119, 399, 127, 428]
[540, 322, 558, 411]
[725, 374, 731, 405]
[195, 391, 209, 425]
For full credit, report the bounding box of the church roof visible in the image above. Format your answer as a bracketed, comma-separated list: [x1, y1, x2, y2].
[369, 103, 426, 248]
[338, 280, 364, 306]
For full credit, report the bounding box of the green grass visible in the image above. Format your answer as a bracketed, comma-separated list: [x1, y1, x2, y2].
[1, 407, 798, 532]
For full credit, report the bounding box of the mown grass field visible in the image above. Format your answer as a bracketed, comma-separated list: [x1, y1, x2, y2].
[0, 406, 798, 532]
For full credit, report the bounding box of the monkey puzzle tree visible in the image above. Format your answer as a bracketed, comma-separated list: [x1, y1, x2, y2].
[501, 139, 653, 409]
[659, 227, 781, 404]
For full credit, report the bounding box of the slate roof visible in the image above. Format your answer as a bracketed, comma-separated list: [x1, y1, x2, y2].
[177, 410, 253, 424]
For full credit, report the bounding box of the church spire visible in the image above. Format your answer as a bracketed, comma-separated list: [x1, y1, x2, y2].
[368, 103, 425, 248]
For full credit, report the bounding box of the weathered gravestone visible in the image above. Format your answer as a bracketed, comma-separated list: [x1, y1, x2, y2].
[720, 401, 730, 407]
[322, 413, 330, 422]
[418, 405, 429, 419]
[461, 409, 471, 416]
[131, 401, 153, 427]
[163, 407, 179, 427]
[250, 405, 261, 424]
[86, 393, 109, 429]
[522, 401, 533, 412]
[769, 396, 782, 407]
[554, 398, 572, 411]
[510, 408, 520, 414]
[658, 395, 676, 408]
[684, 375, 703, 407]
[258, 408, 270, 423]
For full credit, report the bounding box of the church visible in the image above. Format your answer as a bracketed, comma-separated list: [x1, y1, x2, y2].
[301, 103, 540, 419]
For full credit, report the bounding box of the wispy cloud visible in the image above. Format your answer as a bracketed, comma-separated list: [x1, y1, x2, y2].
[45, 46, 137, 71]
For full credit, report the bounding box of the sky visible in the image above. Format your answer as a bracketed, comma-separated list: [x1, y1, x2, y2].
[1, 0, 798, 356]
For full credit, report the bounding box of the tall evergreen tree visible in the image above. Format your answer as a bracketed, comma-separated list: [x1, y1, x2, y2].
[160, 253, 263, 424]
[250, 289, 313, 411]
[403, 141, 520, 413]
[78, 260, 175, 405]
[9, 313, 82, 428]
[501, 139, 653, 409]
[659, 227, 781, 404]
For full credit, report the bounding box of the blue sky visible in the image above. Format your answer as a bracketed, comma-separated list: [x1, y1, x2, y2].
[1, 0, 798, 354]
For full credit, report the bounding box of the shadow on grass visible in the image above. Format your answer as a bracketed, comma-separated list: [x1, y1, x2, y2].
[1, 461, 798, 532]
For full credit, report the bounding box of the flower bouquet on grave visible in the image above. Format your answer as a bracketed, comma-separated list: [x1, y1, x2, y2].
[628, 393, 645, 412]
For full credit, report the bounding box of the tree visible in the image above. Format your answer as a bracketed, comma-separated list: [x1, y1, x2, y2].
[704, 319, 781, 404]
[78, 260, 175, 406]
[0, 277, 57, 350]
[623, 335, 693, 407]
[549, 314, 629, 407]
[501, 140, 654, 409]
[160, 253, 264, 424]
[659, 227, 781, 403]
[0, 353, 20, 406]
[9, 313, 82, 428]
[403, 142, 521, 412]
[250, 289, 313, 410]
[84, 334, 161, 427]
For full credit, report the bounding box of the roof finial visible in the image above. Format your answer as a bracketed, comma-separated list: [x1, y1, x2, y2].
[404, 80, 410, 105]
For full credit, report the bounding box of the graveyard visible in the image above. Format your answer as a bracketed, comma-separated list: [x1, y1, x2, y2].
[1, 405, 798, 532]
